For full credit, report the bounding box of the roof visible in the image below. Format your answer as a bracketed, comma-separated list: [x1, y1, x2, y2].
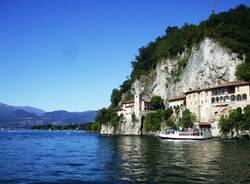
[168, 95, 186, 101]
[121, 95, 151, 104]
[184, 81, 250, 94]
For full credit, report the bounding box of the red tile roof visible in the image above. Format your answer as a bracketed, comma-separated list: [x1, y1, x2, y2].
[168, 95, 186, 101]
[184, 81, 250, 94]
[121, 95, 151, 104]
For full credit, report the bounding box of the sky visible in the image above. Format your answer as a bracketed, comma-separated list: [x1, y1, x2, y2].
[0, 0, 250, 112]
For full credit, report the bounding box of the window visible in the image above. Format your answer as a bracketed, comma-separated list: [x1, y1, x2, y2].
[228, 87, 235, 94]
[216, 97, 219, 103]
[224, 96, 229, 102]
[211, 97, 215, 103]
[237, 94, 242, 101]
[230, 95, 236, 101]
[220, 96, 224, 101]
[242, 94, 247, 100]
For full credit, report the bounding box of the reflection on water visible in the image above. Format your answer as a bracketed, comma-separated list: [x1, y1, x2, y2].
[105, 136, 250, 183]
[0, 131, 250, 183]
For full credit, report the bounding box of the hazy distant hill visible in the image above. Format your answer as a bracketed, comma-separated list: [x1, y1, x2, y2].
[41, 110, 97, 124]
[0, 103, 45, 116]
[0, 103, 97, 128]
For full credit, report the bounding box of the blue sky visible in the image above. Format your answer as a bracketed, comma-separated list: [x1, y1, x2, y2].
[0, 0, 250, 112]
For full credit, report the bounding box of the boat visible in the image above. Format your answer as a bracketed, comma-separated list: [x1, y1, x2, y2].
[159, 128, 212, 140]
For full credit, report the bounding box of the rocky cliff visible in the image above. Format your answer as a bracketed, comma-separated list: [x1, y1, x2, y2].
[148, 38, 242, 100]
[100, 38, 243, 135]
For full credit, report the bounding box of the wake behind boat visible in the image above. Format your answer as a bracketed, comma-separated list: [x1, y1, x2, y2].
[159, 128, 212, 140]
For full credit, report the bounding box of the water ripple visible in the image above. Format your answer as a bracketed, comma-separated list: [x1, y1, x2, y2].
[0, 130, 250, 183]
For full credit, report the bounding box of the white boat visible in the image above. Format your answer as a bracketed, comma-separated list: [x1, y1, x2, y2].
[159, 129, 212, 140]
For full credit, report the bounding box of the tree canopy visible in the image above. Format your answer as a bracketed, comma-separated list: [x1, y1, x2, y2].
[150, 96, 165, 110]
[178, 109, 196, 128]
[219, 106, 250, 137]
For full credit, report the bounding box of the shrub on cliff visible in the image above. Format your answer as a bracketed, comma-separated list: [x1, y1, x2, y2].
[95, 107, 121, 127]
[144, 110, 165, 132]
[150, 96, 165, 110]
[144, 108, 174, 132]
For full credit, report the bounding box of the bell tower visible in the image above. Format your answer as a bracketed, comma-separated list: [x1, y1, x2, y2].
[133, 80, 141, 118]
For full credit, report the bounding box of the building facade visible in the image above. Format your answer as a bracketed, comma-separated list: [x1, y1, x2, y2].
[117, 95, 152, 122]
[184, 81, 250, 136]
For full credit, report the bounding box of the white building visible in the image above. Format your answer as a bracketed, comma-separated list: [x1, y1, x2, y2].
[117, 95, 152, 122]
[167, 95, 186, 109]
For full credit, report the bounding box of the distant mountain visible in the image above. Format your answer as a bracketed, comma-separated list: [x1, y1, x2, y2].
[13, 106, 45, 115]
[0, 102, 97, 128]
[0, 103, 45, 115]
[41, 110, 97, 124]
[0, 103, 14, 116]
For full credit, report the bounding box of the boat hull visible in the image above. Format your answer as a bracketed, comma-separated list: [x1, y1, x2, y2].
[159, 131, 212, 140]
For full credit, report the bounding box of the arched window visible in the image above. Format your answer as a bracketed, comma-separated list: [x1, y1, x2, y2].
[230, 95, 236, 101]
[224, 96, 229, 102]
[242, 94, 247, 100]
[211, 97, 215, 103]
[220, 96, 224, 101]
[237, 94, 242, 101]
[216, 97, 219, 103]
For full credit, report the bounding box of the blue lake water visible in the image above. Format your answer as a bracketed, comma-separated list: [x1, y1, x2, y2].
[0, 130, 250, 184]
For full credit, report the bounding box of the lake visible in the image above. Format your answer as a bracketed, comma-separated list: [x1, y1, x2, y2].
[0, 130, 250, 183]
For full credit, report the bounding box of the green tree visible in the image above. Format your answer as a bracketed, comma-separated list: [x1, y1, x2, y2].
[150, 96, 165, 110]
[110, 88, 121, 108]
[164, 108, 173, 120]
[95, 107, 122, 127]
[144, 108, 174, 132]
[179, 109, 196, 128]
[219, 108, 243, 138]
[242, 105, 250, 130]
[144, 110, 165, 132]
[219, 115, 232, 133]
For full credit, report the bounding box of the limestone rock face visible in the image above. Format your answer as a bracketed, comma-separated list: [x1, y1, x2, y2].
[100, 124, 115, 135]
[151, 38, 242, 100]
[100, 120, 141, 135]
[100, 38, 243, 135]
